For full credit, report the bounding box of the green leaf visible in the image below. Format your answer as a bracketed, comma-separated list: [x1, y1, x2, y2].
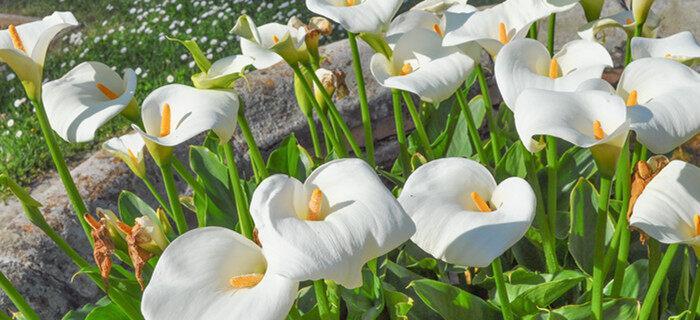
[190, 146, 236, 228]
[557, 146, 596, 211]
[525, 298, 638, 320]
[61, 297, 111, 320]
[568, 177, 614, 275]
[117, 191, 156, 225]
[267, 134, 305, 181]
[604, 259, 648, 299]
[409, 279, 501, 320]
[446, 95, 486, 158]
[495, 141, 528, 182]
[508, 270, 586, 316]
[167, 36, 211, 73]
[84, 300, 130, 320]
[384, 284, 414, 320]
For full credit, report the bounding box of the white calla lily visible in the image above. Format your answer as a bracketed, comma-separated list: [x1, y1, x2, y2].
[233, 15, 307, 69]
[102, 131, 146, 178]
[629, 161, 700, 250]
[632, 31, 700, 66]
[42, 61, 137, 143]
[398, 158, 536, 267]
[371, 28, 474, 103]
[250, 158, 415, 288]
[617, 58, 700, 154]
[0, 11, 78, 99]
[132, 84, 238, 148]
[577, 10, 660, 42]
[192, 54, 253, 89]
[442, 0, 578, 56]
[495, 38, 612, 109]
[514, 88, 629, 177]
[305, 0, 403, 34]
[142, 227, 298, 320]
[411, 0, 468, 14]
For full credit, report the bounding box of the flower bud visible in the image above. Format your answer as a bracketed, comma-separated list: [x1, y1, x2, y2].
[313, 68, 349, 106]
[633, 0, 655, 26]
[310, 17, 333, 36]
[133, 215, 169, 254]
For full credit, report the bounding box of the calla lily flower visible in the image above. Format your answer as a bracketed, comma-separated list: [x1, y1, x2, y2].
[398, 158, 536, 267]
[0, 11, 78, 99]
[250, 158, 415, 288]
[192, 55, 253, 89]
[43, 61, 138, 143]
[131, 84, 238, 163]
[371, 28, 474, 103]
[577, 10, 659, 42]
[495, 38, 613, 109]
[305, 0, 403, 34]
[232, 15, 308, 69]
[102, 131, 146, 178]
[142, 227, 298, 320]
[442, 0, 578, 56]
[514, 88, 629, 177]
[411, 0, 468, 14]
[632, 31, 700, 66]
[629, 160, 700, 253]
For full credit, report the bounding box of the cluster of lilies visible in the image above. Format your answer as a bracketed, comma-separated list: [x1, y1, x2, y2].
[1, 0, 700, 319]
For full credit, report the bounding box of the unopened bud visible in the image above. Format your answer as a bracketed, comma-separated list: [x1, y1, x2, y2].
[314, 68, 349, 104]
[633, 0, 655, 26]
[134, 215, 169, 253]
[310, 17, 333, 36]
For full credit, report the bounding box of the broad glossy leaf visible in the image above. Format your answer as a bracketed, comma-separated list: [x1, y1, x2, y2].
[409, 279, 501, 320]
[495, 141, 528, 182]
[446, 95, 486, 158]
[61, 297, 111, 320]
[267, 134, 305, 181]
[84, 300, 130, 320]
[604, 259, 648, 299]
[524, 298, 638, 320]
[568, 178, 614, 275]
[508, 270, 586, 316]
[117, 191, 156, 226]
[189, 146, 236, 228]
[384, 284, 414, 320]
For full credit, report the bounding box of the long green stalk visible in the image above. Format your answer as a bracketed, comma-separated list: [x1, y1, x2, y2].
[237, 109, 269, 181]
[392, 89, 411, 177]
[455, 89, 487, 164]
[0, 270, 40, 320]
[159, 163, 188, 234]
[526, 154, 560, 273]
[301, 63, 364, 159]
[140, 176, 171, 216]
[492, 258, 514, 320]
[223, 143, 254, 239]
[401, 91, 434, 160]
[639, 244, 680, 320]
[687, 261, 700, 320]
[441, 100, 461, 157]
[314, 280, 331, 320]
[547, 14, 556, 55]
[545, 136, 559, 239]
[31, 99, 91, 241]
[347, 32, 375, 166]
[474, 64, 501, 164]
[610, 143, 632, 297]
[305, 113, 323, 158]
[0, 310, 11, 320]
[591, 176, 613, 320]
[528, 22, 538, 39]
[291, 65, 346, 157]
[648, 239, 662, 319]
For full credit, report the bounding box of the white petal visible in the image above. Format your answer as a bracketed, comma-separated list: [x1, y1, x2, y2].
[103, 131, 145, 162]
[306, 0, 403, 34]
[241, 38, 283, 70]
[632, 31, 700, 65]
[386, 10, 440, 45]
[142, 227, 298, 320]
[0, 48, 42, 89]
[443, 0, 577, 55]
[208, 55, 253, 78]
[553, 39, 613, 74]
[42, 62, 136, 143]
[576, 78, 616, 93]
[398, 158, 536, 267]
[0, 12, 78, 66]
[411, 0, 468, 14]
[577, 10, 632, 42]
[514, 89, 629, 153]
[251, 159, 415, 288]
[134, 84, 238, 146]
[630, 161, 700, 246]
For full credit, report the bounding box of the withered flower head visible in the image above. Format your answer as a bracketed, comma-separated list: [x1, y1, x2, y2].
[310, 17, 333, 36]
[117, 221, 154, 291]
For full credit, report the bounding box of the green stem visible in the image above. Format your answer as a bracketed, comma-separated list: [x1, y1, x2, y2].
[0, 310, 11, 320]
[547, 14, 556, 55]
[687, 261, 700, 320]
[223, 143, 254, 239]
[347, 32, 375, 167]
[301, 63, 363, 159]
[492, 257, 514, 320]
[159, 163, 188, 234]
[648, 239, 662, 319]
[545, 136, 558, 241]
[526, 154, 560, 273]
[140, 176, 171, 216]
[474, 64, 501, 164]
[455, 88, 487, 164]
[528, 21, 538, 39]
[401, 91, 434, 160]
[31, 99, 91, 242]
[305, 113, 323, 158]
[441, 100, 462, 157]
[639, 244, 680, 320]
[392, 89, 411, 177]
[290, 64, 346, 157]
[0, 270, 40, 320]
[237, 109, 270, 181]
[610, 143, 632, 297]
[172, 158, 206, 196]
[314, 280, 331, 320]
[591, 176, 613, 320]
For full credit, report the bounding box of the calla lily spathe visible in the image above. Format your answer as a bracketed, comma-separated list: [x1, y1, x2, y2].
[0, 11, 78, 99]
[398, 158, 536, 267]
[370, 28, 474, 103]
[442, 0, 579, 56]
[250, 158, 415, 288]
[629, 160, 700, 251]
[192, 54, 253, 89]
[142, 227, 298, 320]
[632, 31, 700, 66]
[232, 15, 307, 69]
[305, 0, 403, 34]
[102, 131, 146, 178]
[577, 10, 659, 42]
[43, 61, 137, 143]
[132, 84, 238, 148]
[495, 38, 612, 109]
[514, 87, 629, 177]
[411, 0, 468, 14]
